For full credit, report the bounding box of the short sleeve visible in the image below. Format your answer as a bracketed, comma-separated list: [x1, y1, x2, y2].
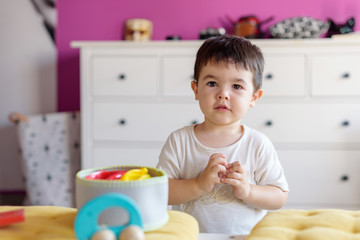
[254, 137, 289, 192]
[156, 132, 181, 179]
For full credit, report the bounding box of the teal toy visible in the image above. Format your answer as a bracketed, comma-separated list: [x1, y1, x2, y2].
[74, 193, 143, 240]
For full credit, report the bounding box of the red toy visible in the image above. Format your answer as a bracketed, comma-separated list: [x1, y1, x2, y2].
[85, 170, 128, 180]
[0, 209, 25, 227]
[227, 15, 274, 38]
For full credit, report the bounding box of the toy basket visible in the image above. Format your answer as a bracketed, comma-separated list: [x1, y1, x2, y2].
[76, 166, 169, 231]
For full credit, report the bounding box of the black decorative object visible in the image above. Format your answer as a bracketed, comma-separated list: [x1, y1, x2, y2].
[199, 27, 226, 39]
[166, 35, 182, 40]
[326, 17, 355, 38]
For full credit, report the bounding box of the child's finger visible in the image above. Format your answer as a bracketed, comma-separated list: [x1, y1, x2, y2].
[227, 161, 244, 173]
[220, 177, 239, 187]
[209, 153, 227, 167]
[225, 171, 244, 181]
[211, 163, 227, 176]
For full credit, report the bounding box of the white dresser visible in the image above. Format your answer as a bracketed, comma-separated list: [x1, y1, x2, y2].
[72, 39, 360, 210]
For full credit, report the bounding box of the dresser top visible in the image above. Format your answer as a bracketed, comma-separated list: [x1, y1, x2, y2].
[71, 38, 360, 49]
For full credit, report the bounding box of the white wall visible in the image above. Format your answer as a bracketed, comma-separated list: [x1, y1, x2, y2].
[0, 0, 56, 190]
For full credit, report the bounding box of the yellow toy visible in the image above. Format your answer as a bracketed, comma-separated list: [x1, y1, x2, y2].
[121, 168, 151, 181]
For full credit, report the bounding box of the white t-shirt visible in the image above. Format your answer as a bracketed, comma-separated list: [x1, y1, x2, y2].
[157, 124, 289, 235]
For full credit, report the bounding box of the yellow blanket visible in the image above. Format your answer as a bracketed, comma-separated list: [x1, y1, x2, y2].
[246, 209, 360, 240]
[0, 206, 198, 240]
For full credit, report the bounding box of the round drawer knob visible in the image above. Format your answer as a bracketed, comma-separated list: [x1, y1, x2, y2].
[119, 119, 127, 125]
[342, 72, 350, 79]
[119, 74, 126, 80]
[341, 120, 350, 127]
[341, 175, 349, 182]
[265, 73, 273, 80]
[265, 120, 273, 126]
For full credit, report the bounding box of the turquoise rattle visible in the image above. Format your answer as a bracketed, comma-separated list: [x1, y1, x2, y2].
[74, 193, 143, 240]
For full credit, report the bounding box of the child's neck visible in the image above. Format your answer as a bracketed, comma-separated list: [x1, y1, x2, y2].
[194, 122, 243, 148]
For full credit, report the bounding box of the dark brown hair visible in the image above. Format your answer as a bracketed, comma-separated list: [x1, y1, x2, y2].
[193, 35, 264, 91]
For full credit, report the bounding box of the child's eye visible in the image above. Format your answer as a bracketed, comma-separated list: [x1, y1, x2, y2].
[233, 84, 242, 90]
[207, 81, 217, 87]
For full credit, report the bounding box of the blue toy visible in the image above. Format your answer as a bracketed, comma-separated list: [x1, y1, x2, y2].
[74, 193, 143, 240]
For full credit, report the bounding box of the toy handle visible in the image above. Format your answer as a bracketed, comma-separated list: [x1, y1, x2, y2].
[74, 193, 143, 240]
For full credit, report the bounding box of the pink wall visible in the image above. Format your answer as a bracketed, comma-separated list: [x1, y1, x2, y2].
[57, 0, 360, 111]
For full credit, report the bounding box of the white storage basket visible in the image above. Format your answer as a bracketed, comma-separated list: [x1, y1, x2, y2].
[10, 112, 81, 207]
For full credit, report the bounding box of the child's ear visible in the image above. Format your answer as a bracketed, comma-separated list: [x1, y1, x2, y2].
[191, 81, 199, 100]
[250, 88, 263, 107]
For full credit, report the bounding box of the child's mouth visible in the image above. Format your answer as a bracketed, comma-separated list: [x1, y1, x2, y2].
[215, 105, 229, 111]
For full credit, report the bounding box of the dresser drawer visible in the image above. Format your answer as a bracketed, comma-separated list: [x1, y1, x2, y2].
[162, 55, 196, 96]
[92, 56, 159, 96]
[243, 104, 360, 143]
[93, 102, 203, 141]
[93, 147, 161, 168]
[262, 54, 305, 96]
[279, 150, 360, 206]
[311, 54, 360, 96]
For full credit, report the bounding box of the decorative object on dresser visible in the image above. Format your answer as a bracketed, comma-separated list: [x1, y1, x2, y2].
[72, 38, 360, 210]
[124, 18, 153, 41]
[269, 17, 329, 38]
[326, 17, 355, 38]
[227, 15, 274, 39]
[199, 27, 226, 39]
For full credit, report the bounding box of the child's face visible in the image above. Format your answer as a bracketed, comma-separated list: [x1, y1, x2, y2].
[191, 60, 263, 127]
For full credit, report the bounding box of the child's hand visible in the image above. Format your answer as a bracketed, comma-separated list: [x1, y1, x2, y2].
[221, 161, 251, 200]
[196, 153, 228, 194]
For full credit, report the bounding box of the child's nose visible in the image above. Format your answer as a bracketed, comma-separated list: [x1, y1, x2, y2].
[217, 88, 229, 100]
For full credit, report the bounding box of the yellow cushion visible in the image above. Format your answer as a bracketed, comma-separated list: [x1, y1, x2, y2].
[246, 209, 360, 240]
[0, 206, 198, 240]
